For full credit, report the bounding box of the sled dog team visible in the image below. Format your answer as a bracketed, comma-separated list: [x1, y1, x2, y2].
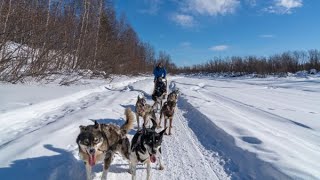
[77, 78, 180, 180]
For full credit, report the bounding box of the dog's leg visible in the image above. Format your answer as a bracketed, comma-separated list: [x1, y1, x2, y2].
[130, 160, 138, 180]
[101, 151, 115, 180]
[129, 161, 132, 174]
[151, 111, 158, 128]
[85, 162, 92, 180]
[156, 98, 159, 112]
[146, 160, 151, 180]
[158, 111, 163, 128]
[157, 147, 164, 170]
[143, 115, 149, 128]
[164, 118, 168, 135]
[169, 117, 173, 135]
[121, 137, 131, 160]
[136, 113, 140, 130]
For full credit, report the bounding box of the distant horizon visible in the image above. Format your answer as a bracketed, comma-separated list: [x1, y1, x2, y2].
[115, 0, 320, 66]
[175, 49, 319, 68]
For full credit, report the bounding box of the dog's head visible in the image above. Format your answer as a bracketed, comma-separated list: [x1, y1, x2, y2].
[77, 121, 104, 166]
[142, 126, 166, 163]
[156, 77, 163, 82]
[173, 89, 180, 96]
[168, 89, 180, 102]
[137, 95, 147, 107]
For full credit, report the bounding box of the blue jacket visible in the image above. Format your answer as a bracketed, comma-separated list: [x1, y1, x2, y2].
[153, 67, 166, 81]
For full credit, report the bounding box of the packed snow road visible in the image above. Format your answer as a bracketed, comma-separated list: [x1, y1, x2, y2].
[0, 75, 319, 180]
[172, 76, 320, 180]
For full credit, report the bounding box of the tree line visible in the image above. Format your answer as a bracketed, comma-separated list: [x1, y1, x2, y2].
[0, 0, 318, 82]
[0, 0, 174, 83]
[177, 50, 320, 75]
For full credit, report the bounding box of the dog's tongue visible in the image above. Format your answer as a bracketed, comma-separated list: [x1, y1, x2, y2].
[89, 154, 96, 166]
[150, 154, 156, 163]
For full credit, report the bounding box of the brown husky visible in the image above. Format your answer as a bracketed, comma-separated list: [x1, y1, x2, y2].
[76, 108, 134, 180]
[135, 96, 157, 130]
[167, 89, 179, 102]
[159, 100, 177, 135]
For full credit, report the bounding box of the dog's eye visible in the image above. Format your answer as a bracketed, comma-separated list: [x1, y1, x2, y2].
[83, 139, 89, 145]
[94, 138, 100, 143]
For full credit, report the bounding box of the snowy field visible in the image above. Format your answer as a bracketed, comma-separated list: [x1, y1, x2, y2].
[0, 75, 319, 180]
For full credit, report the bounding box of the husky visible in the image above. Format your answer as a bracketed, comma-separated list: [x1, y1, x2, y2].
[135, 95, 157, 130]
[167, 89, 180, 102]
[76, 108, 134, 180]
[159, 100, 177, 135]
[152, 77, 167, 111]
[129, 118, 166, 180]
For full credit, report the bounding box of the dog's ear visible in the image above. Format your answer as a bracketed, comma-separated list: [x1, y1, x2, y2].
[137, 95, 140, 100]
[159, 128, 167, 137]
[150, 118, 157, 130]
[79, 125, 86, 132]
[94, 121, 100, 130]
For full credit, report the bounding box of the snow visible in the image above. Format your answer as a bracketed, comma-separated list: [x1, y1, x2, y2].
[0, 75, 319, 180]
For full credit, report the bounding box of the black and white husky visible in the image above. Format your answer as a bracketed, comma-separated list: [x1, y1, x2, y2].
[152, 77, 167, 111]
[129, 119, 166, 180]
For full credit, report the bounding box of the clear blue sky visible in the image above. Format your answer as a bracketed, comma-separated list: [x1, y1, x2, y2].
[115, 0, 320, 66]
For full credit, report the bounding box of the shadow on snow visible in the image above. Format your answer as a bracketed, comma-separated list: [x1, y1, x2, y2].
[0, 144, 86, 180]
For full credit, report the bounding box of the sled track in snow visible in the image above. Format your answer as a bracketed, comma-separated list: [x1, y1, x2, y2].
[170, 81, 291, 180]
[0, 92, 108, 149]
[198, 89, 318, 152]
[157, 108, 224, 180]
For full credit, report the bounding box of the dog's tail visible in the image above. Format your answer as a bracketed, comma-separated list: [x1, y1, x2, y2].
[121, 108, 134, 134]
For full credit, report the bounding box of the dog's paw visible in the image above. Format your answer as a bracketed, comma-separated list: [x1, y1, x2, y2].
[159, 165, 165, 170]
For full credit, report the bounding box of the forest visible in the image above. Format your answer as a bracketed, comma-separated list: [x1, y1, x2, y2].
[0, 0, 319, 83]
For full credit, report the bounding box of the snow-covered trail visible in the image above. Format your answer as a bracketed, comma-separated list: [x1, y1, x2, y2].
[0, 77, 228, 180]
[1, 75, 319, 180]
[173, 77, 320, 179]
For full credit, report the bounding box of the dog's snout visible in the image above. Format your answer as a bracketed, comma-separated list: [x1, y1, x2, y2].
[151, 149, 156, 154]
[89, 148, 95, 154]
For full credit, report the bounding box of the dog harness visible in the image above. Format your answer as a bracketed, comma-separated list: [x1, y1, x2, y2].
[97, 126, 124, 154]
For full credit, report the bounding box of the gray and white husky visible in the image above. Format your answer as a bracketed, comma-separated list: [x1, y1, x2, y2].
[129, 118, 166, 180]
[76, 108, 134, 180]
[135, 95, 157, 130]
[167, 89, 180, 102]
